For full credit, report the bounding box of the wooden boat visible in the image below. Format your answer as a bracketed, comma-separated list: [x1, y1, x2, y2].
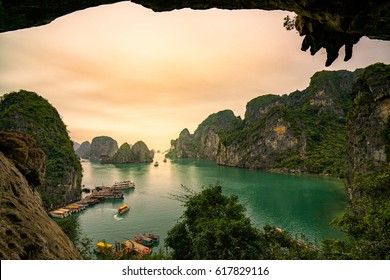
[118, 204, 129, 214]
[134, 234, 160, 247]
[122, 240, 152, 256]
[49, 209, 69, 218]
[112, 180, 135, 190]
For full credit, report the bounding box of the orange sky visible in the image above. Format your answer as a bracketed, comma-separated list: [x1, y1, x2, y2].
[1, 2, 390, 150]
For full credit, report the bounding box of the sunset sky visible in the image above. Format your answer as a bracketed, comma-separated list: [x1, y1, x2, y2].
[1, 2, 390, 151]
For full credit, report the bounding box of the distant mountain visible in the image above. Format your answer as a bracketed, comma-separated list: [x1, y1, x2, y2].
[103, 141, 153, 164]
[0, 90, 82, 209]
[88, 136, 118, 161]
[167, 67, 365, 177]
[73, 141, 80, 151]
[75, 141, 91, 159]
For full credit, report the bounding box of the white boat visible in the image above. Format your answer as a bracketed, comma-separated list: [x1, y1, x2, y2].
[111, 180, 135, 190]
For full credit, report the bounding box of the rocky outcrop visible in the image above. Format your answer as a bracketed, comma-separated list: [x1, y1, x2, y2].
[0, 131, 81, 259]
[108, 142, 133, 163]
[346, 63, 390, 199]
[168, 67, 367, 176]
[88, 136, 118, 161]
[131, 141, 154, 163]
[75, 141, 91, 159]
[167, 110, 237, 160]
[1, 1, 389, 66]
[0, 90, 82, 210]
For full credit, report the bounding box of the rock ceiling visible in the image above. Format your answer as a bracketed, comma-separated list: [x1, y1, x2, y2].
[1, 0, 389, 66]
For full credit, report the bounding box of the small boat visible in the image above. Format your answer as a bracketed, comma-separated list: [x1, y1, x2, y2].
[95, 241, 113, 254]
[118, 204, 129, 214]
[134, 234, 160, 247]
[82, 187, 91, 193]
[154, 161, 159, 166]
[49, 210, 69, 219]
[163, 158, 167, 163]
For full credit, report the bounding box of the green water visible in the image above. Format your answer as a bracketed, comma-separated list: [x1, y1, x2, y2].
[77, 154, 348, 250]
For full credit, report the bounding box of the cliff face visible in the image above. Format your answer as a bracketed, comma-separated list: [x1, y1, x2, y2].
[88, 136, 118, 161]
[0, 131, 81, 259]
[131, 141, 154, 163]
[347, 63, 390, 199]
[169, 68, 366, 176]
[106, 141, 153, 163]
[75, 141, 91, 159]
[0, 90, 82, 210]
[167, 110, 238, 160]
[1, 1, 389, 66]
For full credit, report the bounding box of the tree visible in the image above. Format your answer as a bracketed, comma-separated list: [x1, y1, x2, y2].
[165, 184, 264, 259]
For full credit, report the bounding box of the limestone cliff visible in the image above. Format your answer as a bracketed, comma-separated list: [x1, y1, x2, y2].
[346, 63, 390, 199]
[1, 1, 389, 66]
[88, 136, 118, 161]
[0, 90, 82, 210]
[75, 141, 91, 159]
[168, 67, 366, 176]
[167, 110, 238, 160]
[130, 141, 154, 163]
[0, 131, 81, 259]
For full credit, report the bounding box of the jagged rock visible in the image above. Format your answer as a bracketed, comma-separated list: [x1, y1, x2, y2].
[0, 133, 81, 260]
[167, 110, 237, 160]
[108, 142, 133, 163]
[131, 141, 154, 163]
[347, 63, 390, 199]
[75, 141, 91, 159]
[168, 67, 368, 176]
[89, 136, 118, 161]
[0, 1, 389, 66]
[0, 90, 83, 210]
[0, 131, 45, 187]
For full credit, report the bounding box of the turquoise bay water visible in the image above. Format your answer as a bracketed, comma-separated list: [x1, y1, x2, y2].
[77, 153, 348, 250]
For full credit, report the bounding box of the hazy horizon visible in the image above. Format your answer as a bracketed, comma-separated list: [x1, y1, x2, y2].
[1, 2, 390, 150]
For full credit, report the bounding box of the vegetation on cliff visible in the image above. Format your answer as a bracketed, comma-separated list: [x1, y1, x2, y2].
[0, 90, 82, 209]
[87, 136, 118, 161]
[168, 68, 365, 177]
[106, 141, 154, 164]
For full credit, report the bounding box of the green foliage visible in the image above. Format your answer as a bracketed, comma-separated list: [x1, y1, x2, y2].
[165, 184, 317, 260]
[383, 116, 390, 159]
[56, 216, 94, 259]
[0, 90, 82, 209]
[327, 165, 390, 259]
[283, 15, 296, 31]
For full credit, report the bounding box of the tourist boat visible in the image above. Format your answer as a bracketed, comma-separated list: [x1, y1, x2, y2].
[112, 180, 135, 190]
[118, 204, 129, 214]
[154, 161, 159, 166]
[49, 209, 69, 219]
[134, 234, 160, 247]
[95, 241, 113, 254]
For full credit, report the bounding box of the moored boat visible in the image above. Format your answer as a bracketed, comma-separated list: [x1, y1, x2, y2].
[118, 204, 129, 214]
[95, 241, 113, 254]
[134, 233, 160, 247]
[49, 209, 69, 218]
[112, 180, 135, 190]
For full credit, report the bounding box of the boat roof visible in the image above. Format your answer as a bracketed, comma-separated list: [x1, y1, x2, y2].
[96, 242, 112, 248]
